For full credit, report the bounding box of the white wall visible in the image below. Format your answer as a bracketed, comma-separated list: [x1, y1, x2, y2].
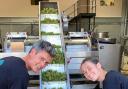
[0, 0, 38, 17]
[1, 0, 122, 17]
[96, 0, 122, 17]
[0, 0, 78, 17]
[50, 0, 78, 11]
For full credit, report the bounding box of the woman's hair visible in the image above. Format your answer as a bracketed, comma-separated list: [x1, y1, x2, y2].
[81, 57, 99, 66]
[29, 40, 55, 57]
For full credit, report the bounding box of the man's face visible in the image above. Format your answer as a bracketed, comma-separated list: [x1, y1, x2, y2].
[81, 61, 101, 81]
[29, 49, 52, 73]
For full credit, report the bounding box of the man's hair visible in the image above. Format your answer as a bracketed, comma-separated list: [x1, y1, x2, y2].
[29, 40, 55, 57]
[81, 57, 99, 66]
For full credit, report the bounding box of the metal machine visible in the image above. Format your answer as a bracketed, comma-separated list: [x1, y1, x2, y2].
[64, 32, 98, 89]
[65, 32, 97, 74]
[4, 32, 39, 53]
[4, 32, 27, 52]
[98, 43, 121, 71]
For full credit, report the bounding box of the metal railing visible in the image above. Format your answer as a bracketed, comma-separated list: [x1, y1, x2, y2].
[63, 0, 96, 19]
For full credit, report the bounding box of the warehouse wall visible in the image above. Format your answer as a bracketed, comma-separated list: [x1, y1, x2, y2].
[96, 0, 122, 17]
[0, 0, 78, 17]
[0, 0, 122, 17]
[0, 0, 38, 17]
[50, 0, 78, 11]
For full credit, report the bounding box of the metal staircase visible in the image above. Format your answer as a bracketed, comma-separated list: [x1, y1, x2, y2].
[62, 0, 96, 32]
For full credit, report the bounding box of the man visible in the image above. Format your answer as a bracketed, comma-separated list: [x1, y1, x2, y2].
[80, 57, 128, 89]
[0, 40, 55, 89]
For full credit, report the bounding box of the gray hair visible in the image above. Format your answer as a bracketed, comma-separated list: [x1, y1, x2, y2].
[29, 40, 55, 57]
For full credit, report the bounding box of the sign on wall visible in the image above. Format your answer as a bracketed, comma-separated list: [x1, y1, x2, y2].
[100, 0, 115, 6]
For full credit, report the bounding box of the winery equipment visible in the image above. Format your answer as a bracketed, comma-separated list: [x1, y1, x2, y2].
[39, 1, 70, 89]
[97, 38, 116, 44]
[4, 32, 39, 53]
[65, 32, 98, 89]
[98, 43, 121, 71]
[95, 32, 109, 38]
[65, 32, 95, 74]
[4, 32, 27, 52]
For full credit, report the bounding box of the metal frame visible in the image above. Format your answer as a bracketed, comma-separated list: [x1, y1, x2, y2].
[39, 1, 70, 89]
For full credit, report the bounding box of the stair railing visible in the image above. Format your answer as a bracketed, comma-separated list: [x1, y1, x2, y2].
[62, 1, 78, 20]
[63, 0, 96, 19]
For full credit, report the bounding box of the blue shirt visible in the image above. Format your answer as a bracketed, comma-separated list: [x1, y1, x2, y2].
[103, 70, 128, 89]
[0, 56, 29, 89]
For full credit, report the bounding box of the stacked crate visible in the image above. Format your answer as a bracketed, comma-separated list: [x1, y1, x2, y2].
[39, 1, 69, 89]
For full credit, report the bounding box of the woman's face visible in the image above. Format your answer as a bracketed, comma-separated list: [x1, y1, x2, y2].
[81, 61, 101, 81]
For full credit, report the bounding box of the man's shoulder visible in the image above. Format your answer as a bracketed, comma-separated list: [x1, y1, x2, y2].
[106, 70, 128, 81]
[2, 56, 27, 72]
[103, 70, 121, 86]
[108, 70, 118, 74]
[3, 56, 24, 65]
[106, 70, 120, 77]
